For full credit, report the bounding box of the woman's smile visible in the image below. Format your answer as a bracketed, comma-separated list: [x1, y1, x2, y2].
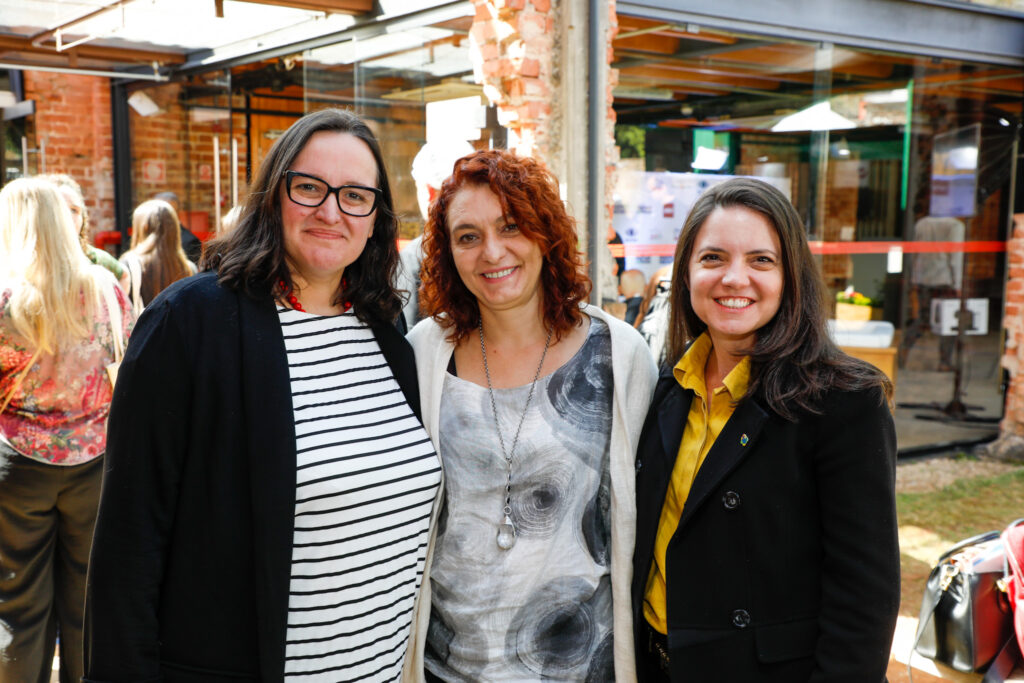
[715, 297, 755, 309]
[482, 266, 518, 279]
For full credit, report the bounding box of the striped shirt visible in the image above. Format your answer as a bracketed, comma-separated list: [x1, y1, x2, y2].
[280, 308, 440, 681]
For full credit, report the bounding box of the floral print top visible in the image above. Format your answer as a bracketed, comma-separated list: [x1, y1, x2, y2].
[0, 283, 134, 465]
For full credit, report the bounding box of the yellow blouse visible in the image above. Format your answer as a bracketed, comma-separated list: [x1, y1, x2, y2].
[643, 332, 750, 634]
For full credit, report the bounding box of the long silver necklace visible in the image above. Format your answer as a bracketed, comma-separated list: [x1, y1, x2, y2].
[479, 319, 552, 550]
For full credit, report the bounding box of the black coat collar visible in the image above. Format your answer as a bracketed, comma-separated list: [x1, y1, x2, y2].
[651, 368, 772, 530]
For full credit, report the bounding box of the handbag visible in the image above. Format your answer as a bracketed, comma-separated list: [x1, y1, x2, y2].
[910, 528, 1013, 675]
[100, 283, 126, 388]
[986, 520, 1024, 677]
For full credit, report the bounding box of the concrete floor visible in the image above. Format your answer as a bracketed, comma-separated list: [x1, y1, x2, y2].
[893, 329, 1003, 453]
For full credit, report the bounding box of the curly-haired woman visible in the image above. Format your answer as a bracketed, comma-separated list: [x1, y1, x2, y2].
[85, 109, 440, 682]
[405, 149, 657, 680]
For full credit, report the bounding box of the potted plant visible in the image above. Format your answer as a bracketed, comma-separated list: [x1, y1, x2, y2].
[835, 286, 873, 321]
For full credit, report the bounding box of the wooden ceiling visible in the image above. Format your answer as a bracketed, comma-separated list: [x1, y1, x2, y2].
[613, 16, 1023, 129]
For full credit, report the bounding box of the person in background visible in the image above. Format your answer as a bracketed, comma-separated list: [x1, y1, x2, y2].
[635, 265, 673, 367]
[607, 226, 626, 281]
[0, 178, 132, 683]
[153, 191, 203, 264]
[632, 178, 899, 681]
[46, 173, 130, 293]
[397, 139, 475, 330]
[118, 199, 197, 315]
[406, 150, 657, 680]
[85, 108, 439, 682]
[619, 268, 647, 325]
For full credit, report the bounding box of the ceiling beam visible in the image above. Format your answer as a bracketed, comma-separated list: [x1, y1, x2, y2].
[0, 35, 185, 65]
[229, 0, 372, 13]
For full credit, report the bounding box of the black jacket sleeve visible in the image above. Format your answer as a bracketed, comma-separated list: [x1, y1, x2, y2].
[84, 298, 192, 682]
[810, 388, 900, 682]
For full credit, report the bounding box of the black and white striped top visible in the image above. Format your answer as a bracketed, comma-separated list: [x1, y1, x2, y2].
[280, 308, 440, 681]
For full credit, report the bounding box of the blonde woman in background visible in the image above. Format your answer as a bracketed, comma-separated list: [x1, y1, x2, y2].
[0, 178, 133, 683]
[120, 199, 197, 313]
[45, 173, 130, 293]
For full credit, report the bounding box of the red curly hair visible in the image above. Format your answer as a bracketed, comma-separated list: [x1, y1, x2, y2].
[419, 149, 591, 343]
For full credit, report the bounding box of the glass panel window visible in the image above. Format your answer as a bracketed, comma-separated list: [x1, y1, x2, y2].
[612, 17, 1021, 450]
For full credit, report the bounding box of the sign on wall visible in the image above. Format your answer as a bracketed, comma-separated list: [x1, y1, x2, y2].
[141, 159, 165, 184]
[930, 123, 980, 218]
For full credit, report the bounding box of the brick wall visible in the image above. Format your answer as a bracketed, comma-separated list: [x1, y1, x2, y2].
[1001, 212, 1024, 439]
[22, 73, 250, 241]
[130, 84, 251, 237]
[23, 72, 116, 240]
[468, 0, 555, 162]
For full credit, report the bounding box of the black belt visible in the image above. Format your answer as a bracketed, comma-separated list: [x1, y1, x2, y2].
[644, 620, 671, 674]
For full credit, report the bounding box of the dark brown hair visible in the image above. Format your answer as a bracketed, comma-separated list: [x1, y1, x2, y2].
[667, 177, 891, 419]
[202, 108, 400, 325]
[419, 149, 590, 343]
[127, 199, 193, 304]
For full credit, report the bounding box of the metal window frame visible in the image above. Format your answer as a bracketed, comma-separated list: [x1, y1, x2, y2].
[616, 0, 1024, 67]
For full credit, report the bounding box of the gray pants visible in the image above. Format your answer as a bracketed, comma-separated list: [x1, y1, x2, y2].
[0, 445, 103, 683]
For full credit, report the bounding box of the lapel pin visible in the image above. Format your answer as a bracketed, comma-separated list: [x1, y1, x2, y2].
[740, 434, 749, 446]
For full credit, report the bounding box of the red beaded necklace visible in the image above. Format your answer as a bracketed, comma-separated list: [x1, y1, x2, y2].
[279, 279, 306, 312]
[278, 279, 351, 313]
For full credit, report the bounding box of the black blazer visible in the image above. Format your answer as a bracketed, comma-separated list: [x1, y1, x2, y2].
[632, 366, 899, 682]
[83, 273, 421, 682]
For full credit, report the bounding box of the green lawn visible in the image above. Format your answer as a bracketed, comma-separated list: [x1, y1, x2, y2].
[897, 466, 1024, 617]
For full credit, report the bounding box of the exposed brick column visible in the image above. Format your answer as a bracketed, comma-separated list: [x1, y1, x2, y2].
[23, 72, 116, 238]
[598, 0, 620, 300]
[469, 0, 555, 162]
[992, 214, 1024, 451]
[973, 212, 1024, 461]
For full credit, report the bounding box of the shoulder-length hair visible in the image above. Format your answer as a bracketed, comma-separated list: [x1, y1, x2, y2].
[126, 199, 193, 304]
[419, 149, 590, 343]
[666, 177, 891, 419]
[0, 177, 108, 352]
[203, 108, 401, 325]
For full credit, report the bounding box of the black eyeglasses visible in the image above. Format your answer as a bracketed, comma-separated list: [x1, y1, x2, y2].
[283, 170, 382, 217]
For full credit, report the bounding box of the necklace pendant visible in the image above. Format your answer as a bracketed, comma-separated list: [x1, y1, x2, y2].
[497, 515, 517, 550]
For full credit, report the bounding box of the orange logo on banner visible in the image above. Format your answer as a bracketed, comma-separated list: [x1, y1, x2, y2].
[664, 203, 674, 218]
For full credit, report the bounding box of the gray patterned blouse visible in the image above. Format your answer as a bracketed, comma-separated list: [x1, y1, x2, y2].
[425, 318, 615, 681]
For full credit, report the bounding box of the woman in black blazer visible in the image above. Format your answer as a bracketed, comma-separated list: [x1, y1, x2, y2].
[633, 178, 899, 682]
[84, 109, 441, 682]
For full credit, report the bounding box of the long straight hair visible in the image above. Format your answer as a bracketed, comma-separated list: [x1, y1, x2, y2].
[125, 199, 192, 304]
[666, 177, 891, 419]
[0, 178, 107, 352]
[203, 108, 401, 325]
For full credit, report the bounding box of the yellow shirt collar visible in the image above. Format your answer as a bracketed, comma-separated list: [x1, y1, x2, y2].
[672, 332, 751, 400]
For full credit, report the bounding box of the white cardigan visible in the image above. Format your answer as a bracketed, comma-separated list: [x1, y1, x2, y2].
[402, 304, 658, 682]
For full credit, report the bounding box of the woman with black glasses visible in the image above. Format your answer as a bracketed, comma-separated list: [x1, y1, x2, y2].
[84, 108, 440, 682]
